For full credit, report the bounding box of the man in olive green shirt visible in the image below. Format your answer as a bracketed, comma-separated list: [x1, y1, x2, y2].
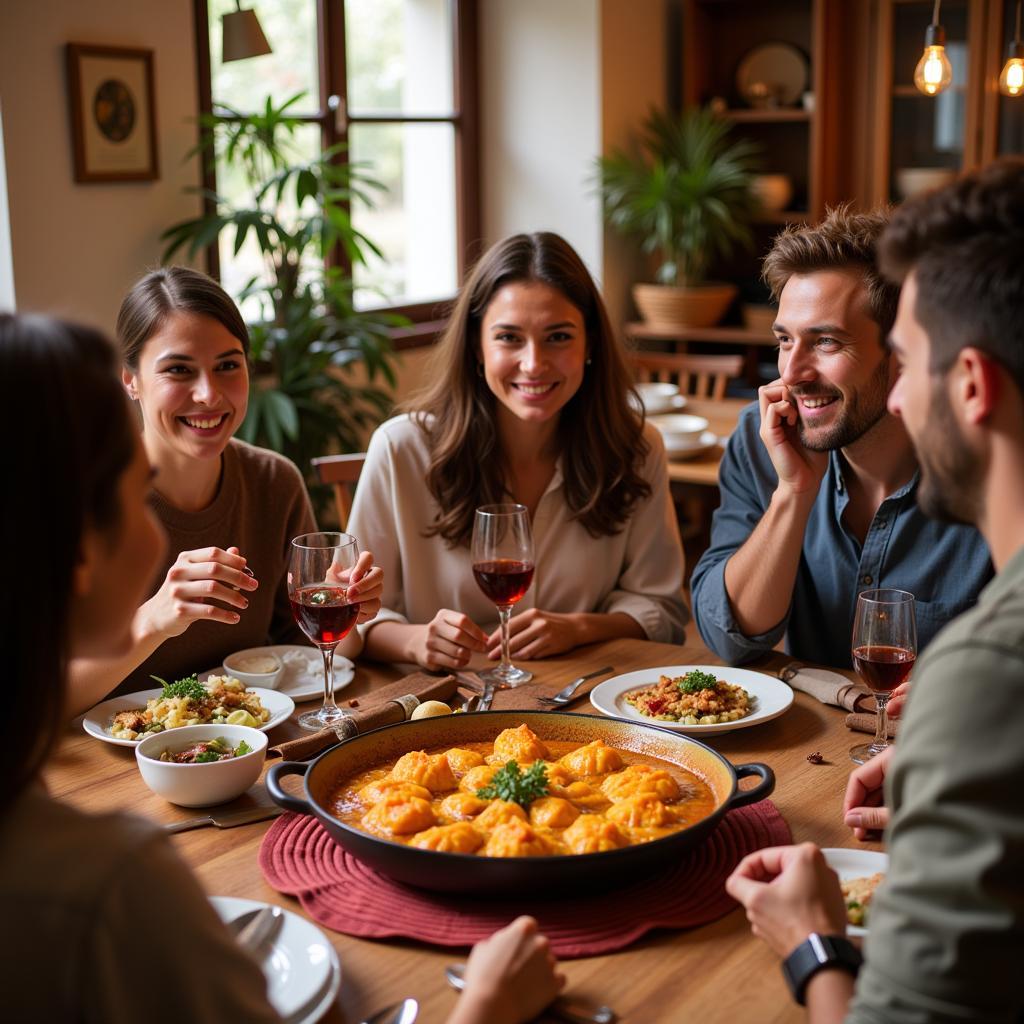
[726, 157, 1024, 1022]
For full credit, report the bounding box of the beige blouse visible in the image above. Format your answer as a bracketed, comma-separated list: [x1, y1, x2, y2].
[348, 414, 688, 643]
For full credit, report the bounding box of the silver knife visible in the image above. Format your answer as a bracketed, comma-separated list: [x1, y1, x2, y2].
[163, 805, 284, 833]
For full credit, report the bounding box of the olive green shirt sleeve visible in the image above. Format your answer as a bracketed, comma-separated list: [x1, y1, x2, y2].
[847, 578, 1024, 1023]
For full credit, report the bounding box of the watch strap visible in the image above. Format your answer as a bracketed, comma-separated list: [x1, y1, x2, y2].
[782, 932, 863, 1006]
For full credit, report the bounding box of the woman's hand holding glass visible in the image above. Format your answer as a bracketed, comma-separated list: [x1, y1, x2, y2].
[486, 608, 581, 661]
[328, 549, 383, 624]
[136, 545, 258, 640]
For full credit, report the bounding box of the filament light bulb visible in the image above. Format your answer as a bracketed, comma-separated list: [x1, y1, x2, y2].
[915, 44, 954, 95]
[1000, 42, 1024, 97]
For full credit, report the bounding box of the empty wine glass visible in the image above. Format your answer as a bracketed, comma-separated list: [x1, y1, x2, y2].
[850, 588, 917, 765]
[288, 532, 361, 731]
[472, 504, 535, 687]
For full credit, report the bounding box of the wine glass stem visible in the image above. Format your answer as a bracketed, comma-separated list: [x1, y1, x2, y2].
[874, 693, 890, 749]
[320, 645, 340, 716]
[497, 605, 513, 674]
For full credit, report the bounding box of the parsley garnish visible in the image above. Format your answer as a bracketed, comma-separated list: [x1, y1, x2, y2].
[676, 670, 720, 694]
[151, 673, 208, 702]
[236, 740, 252, 756]
[194, 751, 220, 763]
[476, 760, 549, 808]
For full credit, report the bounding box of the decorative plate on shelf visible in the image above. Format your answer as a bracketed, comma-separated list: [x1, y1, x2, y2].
[736, 42, 809, 107]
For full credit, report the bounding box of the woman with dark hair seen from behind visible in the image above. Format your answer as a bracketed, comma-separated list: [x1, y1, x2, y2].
[0, 312, 562, 1023]
[67, 267, 383, 715]
[349, 232, 687, 670]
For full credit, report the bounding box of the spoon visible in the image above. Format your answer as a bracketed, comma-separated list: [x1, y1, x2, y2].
[445, 963, 616, 1024]
[360, 997, 419, 1024]
[228, 905, 284, 956]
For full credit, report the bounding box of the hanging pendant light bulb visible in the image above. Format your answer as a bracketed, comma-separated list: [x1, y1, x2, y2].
[999, 0, 1024, 97]
[914, 0, 954, 96]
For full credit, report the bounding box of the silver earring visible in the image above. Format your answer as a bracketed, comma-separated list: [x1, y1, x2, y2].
[585, 356, 592, 365]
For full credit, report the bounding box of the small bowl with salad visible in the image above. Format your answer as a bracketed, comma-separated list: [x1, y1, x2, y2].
[135, 724, 268, 807]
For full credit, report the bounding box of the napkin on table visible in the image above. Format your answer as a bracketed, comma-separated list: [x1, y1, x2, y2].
[269, 671, 458, 761]
[780, 663, 875, 712]
[845, 712, 899, 739]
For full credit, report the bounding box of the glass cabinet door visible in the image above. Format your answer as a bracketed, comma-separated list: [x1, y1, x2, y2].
[886, 0, 973, 202]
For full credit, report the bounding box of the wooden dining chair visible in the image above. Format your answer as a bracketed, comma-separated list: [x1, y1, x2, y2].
[629, 352, 744, 399]
[311, 453, 366, 530]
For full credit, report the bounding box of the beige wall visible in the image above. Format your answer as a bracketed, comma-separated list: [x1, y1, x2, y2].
[0, 0, 201, 332]
[479, 0, 602, 279]
[599, 0, 667, 332]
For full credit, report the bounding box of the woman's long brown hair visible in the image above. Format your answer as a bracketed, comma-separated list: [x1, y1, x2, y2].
[407, 232, 650, 547]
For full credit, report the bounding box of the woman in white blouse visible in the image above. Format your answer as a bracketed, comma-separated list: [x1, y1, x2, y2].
[350, 232, 688, 670]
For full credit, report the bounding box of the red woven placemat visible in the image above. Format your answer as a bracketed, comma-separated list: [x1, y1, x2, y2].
[258, 800, 789, 958]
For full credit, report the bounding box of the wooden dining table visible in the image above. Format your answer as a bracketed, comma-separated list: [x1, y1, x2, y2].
[52, 637, 879, 1024]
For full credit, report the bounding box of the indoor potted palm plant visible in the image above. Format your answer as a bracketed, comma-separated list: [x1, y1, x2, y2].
[162, 93, 399, 506]
[597, 106, 759, 328]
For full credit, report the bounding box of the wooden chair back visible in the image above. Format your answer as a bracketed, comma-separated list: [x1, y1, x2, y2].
[630, 352, 744, 399]
[311, 452, 367, 530]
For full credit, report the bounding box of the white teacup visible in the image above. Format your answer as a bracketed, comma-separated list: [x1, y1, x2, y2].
[649, 413, 710, 448]
[634, 382, 680, 415]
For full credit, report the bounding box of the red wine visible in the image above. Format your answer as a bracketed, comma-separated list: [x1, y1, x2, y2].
[473, 559, 535, 606]
[289, 585, 360, 646]
[853, 644, 916, 693]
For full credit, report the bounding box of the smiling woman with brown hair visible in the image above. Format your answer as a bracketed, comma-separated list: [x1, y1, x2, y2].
[349, 232, 688, 670]
[67, 267, 384, 715]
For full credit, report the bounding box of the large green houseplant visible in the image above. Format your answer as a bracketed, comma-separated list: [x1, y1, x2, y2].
[162, 93, 400, 504]
[597, 106, 760, 328]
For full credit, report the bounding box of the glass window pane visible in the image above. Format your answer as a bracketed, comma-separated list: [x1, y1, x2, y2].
[209, 0, 320, 114]
[346, 0, 453, 115]
[215, 122, 322, 320]
[350, 122, 457, 308]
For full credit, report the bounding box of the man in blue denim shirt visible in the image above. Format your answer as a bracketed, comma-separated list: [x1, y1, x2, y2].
[690, 208, 991, 667]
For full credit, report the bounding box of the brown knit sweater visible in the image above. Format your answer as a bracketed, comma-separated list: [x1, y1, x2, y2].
[117, 439, 316, 694]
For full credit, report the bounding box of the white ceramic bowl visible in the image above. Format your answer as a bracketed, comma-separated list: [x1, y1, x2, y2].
[136, 724, 268, 807]
[223, 647, 285, 690]
[649, 413, 710, 447]
[896, 167, 956, 200]
[634, 381, 680, 415]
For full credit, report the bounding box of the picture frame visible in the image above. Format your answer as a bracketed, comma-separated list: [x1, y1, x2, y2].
[66, 43, 159, 183]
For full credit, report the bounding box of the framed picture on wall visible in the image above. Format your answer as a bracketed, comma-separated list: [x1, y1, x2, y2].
[66, 43, 158, 183]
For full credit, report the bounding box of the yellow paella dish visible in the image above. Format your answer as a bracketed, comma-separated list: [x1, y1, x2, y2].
[327, 723, 717, 857]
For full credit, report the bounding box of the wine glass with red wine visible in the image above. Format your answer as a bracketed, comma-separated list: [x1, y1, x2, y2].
[850, 588, 917, 764]
[288, 532, 361, 731]
[472, 504, 535, 687]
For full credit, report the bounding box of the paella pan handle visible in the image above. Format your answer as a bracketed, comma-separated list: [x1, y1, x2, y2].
[724, 762, 775, 810]
[265, 760, 314, 814]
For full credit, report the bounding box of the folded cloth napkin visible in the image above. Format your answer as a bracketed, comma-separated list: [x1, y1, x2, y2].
[845, 712, 899, 738]
[269, 672, 457, 761]
[780, 663, 875, 712]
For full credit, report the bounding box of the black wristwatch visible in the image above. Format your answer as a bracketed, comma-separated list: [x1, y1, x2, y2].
[782, 932, 863, 1005]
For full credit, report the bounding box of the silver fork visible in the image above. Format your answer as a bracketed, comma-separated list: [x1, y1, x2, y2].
[536, 666, 614, 706]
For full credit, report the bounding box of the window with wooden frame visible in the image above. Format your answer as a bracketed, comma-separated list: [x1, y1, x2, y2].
[194, 0, 479, 339]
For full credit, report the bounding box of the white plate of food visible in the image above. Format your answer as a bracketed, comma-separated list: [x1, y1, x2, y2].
[210, 896, 341, 1023]
[822, 847, 888, 937]
[589, 664, 793, 735]
[83, 676, 295, 747]
[223, 644, 354, 702]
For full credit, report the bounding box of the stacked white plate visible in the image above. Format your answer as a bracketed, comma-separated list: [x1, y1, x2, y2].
[211, 897, 341, 1023]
